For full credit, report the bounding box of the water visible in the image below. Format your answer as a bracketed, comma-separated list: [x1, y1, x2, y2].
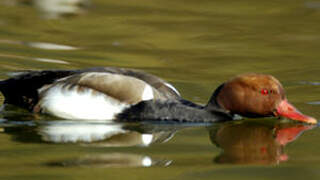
[1, 0, 320, 179]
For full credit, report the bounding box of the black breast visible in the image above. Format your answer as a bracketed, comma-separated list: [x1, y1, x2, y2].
[117, 100, 233, 123]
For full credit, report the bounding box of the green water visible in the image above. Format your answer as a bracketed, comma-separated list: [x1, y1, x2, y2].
[1, 0, 320, 179]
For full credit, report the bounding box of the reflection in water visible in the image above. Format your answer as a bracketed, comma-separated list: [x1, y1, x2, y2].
[0, 120, 178, 167]
[37, 121, 178, 147]
[0, 39, 79, 50]
[33, 58, 70, 64]
[2, 0, 91, 19]
[208, 121, 315, 165]
[2, 120, 179, 146]
[0, 54, 70, 65]
[39, 122, 127, 143]
[2, 104, 316, 167]
[24, 41, 79, 50]
[305, 2, 320, 9]
[46, 153, 172, 168]
[33, 0, 91, 19]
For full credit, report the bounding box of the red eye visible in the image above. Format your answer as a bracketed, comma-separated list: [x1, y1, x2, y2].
[261, 89, 269, 95]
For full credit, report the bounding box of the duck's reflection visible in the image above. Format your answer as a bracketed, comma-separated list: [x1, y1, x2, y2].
[1, 120, 180, 167]
[45, 153, 172, 168]
[208, 120, 315, 165]
[2, 120, 180, 146]
[37, 121, 177, 146]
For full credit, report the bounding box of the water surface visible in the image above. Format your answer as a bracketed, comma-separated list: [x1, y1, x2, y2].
[1, 0, 320, 179]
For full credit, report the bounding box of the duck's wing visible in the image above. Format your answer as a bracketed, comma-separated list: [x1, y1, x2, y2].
[82, 67, 181, 99]
[34, 72, 164, 120]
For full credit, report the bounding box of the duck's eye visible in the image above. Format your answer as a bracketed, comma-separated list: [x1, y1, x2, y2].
[261, 89, 269, 95]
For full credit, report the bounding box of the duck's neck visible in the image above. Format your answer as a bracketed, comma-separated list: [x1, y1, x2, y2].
[204, 83, 227, 112]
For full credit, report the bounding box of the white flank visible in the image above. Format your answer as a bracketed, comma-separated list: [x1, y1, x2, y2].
[141, 134, 153, 146]
[39, 122, 126, 143]
[40, 84, 129, 120]
[141, 84, 154, 101]
[164, 83, 180, 96]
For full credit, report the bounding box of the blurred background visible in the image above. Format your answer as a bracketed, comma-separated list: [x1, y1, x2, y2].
[0, 0, 320, 180]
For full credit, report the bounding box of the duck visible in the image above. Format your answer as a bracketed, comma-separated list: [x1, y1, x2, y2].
[0, 67, 317, 124]
[0, 67, 180, 120]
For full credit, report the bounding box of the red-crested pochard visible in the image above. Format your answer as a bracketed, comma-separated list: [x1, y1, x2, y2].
[0, 68, 316, 124]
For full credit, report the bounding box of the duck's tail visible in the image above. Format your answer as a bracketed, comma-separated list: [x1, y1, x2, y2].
[0, 79, 4, 88]
[0, 78, 23, 107]
[0, 79, 8, 96]
[0, 70, 79, 110]
[0, 79, 14, 109]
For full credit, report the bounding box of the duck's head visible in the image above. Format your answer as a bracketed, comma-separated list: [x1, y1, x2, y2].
[206, 73, 317, 124]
